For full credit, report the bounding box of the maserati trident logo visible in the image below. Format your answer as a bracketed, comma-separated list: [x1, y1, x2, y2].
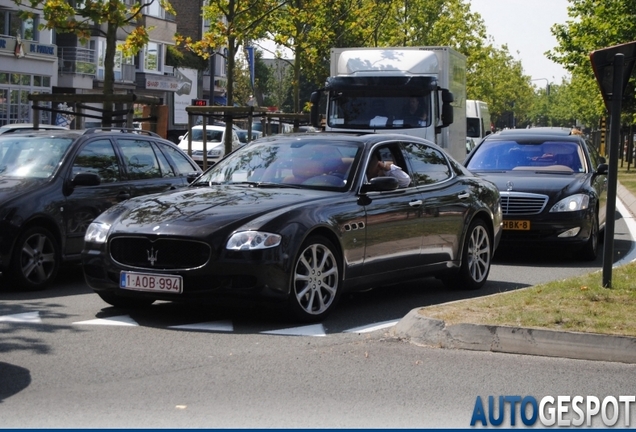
[147, 247, 159, 266]
[506, 181, 514, 191]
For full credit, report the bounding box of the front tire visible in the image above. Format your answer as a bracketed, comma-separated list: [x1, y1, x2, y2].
[11, 226, 60, 290]
[442, 219, 492, 291]
[576, 211, 599, 261]
[288, 235, 341, 322]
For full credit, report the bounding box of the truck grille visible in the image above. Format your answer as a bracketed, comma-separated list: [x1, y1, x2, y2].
[110, 236, 211, 270]
[500, 192, 548, 215]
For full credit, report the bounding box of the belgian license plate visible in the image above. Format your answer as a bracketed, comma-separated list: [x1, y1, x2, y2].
[120, 271, 183, 294]
[503, 220, 531, 230]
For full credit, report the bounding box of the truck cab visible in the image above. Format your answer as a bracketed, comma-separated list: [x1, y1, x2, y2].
[310, 47, 467, 162]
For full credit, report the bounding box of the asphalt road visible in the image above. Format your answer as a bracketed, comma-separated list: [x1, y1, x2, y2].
[0, 211, 634, 428]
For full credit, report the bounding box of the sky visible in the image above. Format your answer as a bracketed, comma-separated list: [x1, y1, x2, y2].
[469, 0, 571, 83]
[257, 0, 572, 84]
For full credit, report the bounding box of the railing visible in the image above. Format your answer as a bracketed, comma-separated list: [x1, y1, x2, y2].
[58, 47, 97, 77]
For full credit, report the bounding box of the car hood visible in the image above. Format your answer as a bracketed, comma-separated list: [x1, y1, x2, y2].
[105, 185, 333, 235]
[0, 177, 48, 204]
[475, 171, 587, 195]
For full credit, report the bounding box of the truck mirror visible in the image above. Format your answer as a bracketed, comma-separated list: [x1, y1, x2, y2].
[441, 89, 454, 127]
[310, 91, 321, 128]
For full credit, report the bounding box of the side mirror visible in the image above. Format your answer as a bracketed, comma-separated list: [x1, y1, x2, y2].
[72, 172, 101, 187]
[596, 163, 608, 175]
[441, 89, 454, 127]
[360, 176, 399, 194]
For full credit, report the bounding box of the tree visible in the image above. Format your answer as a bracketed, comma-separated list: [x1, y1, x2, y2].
[178, 0, 283, 152]
[16, 0, 176, 125]
[547, 0, 636, 120]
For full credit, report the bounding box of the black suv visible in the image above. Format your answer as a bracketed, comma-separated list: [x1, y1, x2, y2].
[0, 128, 201, 290]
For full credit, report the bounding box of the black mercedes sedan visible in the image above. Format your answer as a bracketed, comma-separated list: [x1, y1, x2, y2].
[464, 128, 608, 261]
[82, 133, 502, 322]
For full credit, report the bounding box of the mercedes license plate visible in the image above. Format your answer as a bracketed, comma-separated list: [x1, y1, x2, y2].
[120, 271, 183, 294]
[503, 220, 531, 230]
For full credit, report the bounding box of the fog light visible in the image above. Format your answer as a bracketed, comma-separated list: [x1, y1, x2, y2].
[558, 227, 580, 238]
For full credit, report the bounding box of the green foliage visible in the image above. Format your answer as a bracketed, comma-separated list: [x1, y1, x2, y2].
[166, 45, 208, 71]
[548, 0, 636, 123]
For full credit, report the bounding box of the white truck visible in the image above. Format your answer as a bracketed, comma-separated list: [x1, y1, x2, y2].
[466, 99, 492, 152]
[310, 46, 467, 161]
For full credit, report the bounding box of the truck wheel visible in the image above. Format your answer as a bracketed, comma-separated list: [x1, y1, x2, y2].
[11, 226, 60, 291]
[442, 219, 491, 291]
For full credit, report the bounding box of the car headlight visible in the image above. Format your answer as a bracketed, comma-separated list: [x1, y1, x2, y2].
[208, 148, 222, 157]
[226, 231, 281, 250]
[550, 194, 590, 212]
[84, 222, 111, 244]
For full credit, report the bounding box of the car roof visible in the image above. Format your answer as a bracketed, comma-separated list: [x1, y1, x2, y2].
[255, 131, 441, 148]
[191, 124, 226, 130]
[0, 123, 69, 133]
[484, 128, 583, 143]
[0, 128, 166, 140]
[495, 127, 575, 136]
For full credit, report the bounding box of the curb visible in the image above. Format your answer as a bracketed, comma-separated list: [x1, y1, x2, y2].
[390, 184, 636, 364]
[391, 308, 636, 364]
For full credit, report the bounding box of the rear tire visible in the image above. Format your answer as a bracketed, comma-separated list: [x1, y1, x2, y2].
[11, 226, 60, 290]
[442, 219, 492, 291]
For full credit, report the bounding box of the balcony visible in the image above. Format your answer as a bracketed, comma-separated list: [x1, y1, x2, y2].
[58, 47, 97, 77]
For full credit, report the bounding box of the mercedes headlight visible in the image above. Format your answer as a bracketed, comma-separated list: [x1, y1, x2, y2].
[226, 231, 281, 250]
[550, 194, 589, 212]
[84, 222, 111, 244]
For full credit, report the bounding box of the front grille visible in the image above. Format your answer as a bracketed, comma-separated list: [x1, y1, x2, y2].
[500, 192, 548, 215]
[110, 236, 211, 270]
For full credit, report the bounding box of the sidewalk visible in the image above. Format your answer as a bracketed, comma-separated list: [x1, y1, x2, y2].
[390, 184, 636, 364]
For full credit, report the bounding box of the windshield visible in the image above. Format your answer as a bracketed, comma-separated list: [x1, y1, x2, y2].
[192, 139, 361, 190]
[191, 129, 223, 142]
[466, 140, 586, 173]
[0, 137, 73, 178]
[328, 93, 431, 130]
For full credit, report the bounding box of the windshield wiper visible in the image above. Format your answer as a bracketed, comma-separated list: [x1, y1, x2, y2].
[233, 181, 303, 189]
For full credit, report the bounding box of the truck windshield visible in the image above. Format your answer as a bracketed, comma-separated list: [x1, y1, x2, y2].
[328, 92, 431, 130]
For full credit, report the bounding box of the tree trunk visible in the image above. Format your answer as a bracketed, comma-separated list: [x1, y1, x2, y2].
[102, 0, 119, 127]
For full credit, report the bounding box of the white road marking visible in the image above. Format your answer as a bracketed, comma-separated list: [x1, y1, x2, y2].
[0, 311, 42, 323]
[73, 315, 139, 326]
[343, 320, 399, 333]
[261, 323, 326, 337]
[168, 320, 233, 332]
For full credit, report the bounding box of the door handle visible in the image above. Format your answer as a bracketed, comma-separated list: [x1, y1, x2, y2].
[409, 200, 423, 207]
[458, 192, 470, 199]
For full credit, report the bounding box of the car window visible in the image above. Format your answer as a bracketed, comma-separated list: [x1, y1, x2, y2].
[152, 143, 176, 177]
[118, 139, 162, 180]
[72, 139, 121, 183]
[0, 137, 72, 179]
[402, 142, 451, 185]
[157, 142, 198, 175]
[467, 140, 585, 173]
[192, 129, 223, 142]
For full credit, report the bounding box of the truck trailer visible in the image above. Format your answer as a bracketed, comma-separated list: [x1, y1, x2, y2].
[310, 46, 467, 161]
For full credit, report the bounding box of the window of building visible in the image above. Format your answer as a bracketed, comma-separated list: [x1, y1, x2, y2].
[0, 10, 38, 40]
[143, 42, 162, 73]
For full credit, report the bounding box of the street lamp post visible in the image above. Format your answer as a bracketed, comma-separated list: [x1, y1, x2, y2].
[531, 78, 550, 95]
